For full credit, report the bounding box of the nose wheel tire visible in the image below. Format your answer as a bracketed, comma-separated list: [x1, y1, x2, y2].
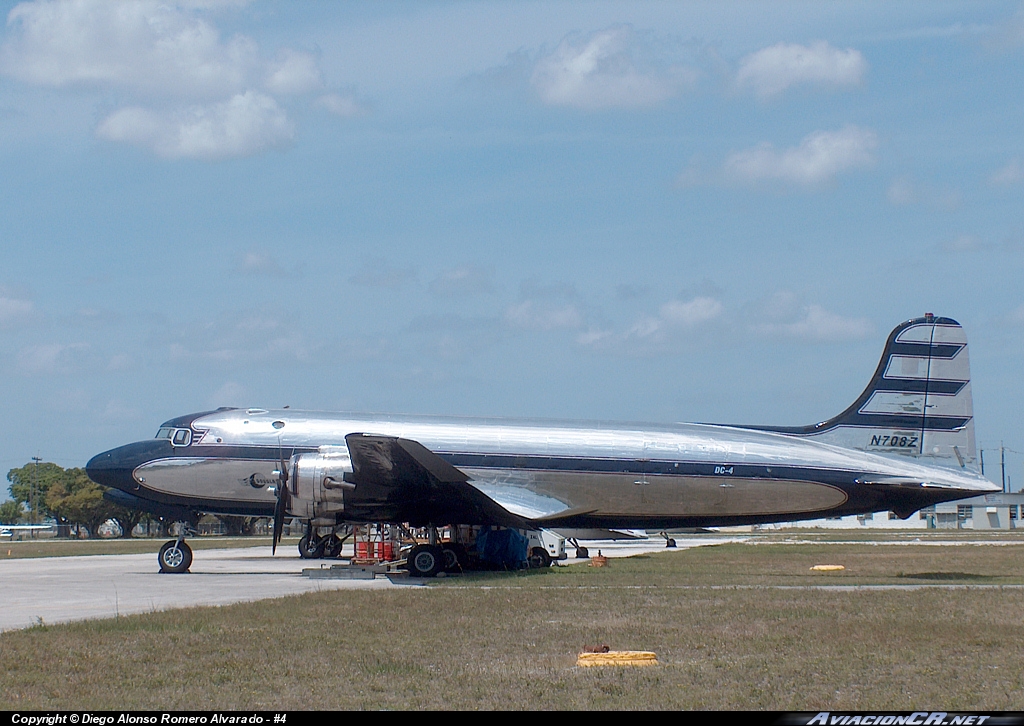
[406, 544, 444, 577]
[158, 540, 193, 574]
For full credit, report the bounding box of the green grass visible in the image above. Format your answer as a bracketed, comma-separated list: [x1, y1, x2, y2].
[0, 536, 296, 559]
[3, 538, 1024, 710]
[444, 539, 1024, 587]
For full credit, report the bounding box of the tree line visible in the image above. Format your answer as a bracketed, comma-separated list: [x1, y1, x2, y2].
[3, 461, 265, 538]
[3, 462, 144, 538]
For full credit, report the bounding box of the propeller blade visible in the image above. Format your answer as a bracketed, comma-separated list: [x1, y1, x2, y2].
[271, 448, 291, 555]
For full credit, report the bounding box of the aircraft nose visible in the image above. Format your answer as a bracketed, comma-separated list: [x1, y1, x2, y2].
[86, 440, 168, 491]
[86, 449, 125, 489]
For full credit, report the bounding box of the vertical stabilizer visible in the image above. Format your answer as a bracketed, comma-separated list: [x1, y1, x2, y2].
[757, 315, 976, 469]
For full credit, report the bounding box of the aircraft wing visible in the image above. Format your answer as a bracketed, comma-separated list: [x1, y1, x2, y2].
[345, 434, 531, 529]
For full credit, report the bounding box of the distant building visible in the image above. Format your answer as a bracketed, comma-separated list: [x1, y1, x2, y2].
[749, 492, 1024, 531]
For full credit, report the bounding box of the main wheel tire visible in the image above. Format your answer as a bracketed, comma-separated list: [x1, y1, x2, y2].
[665, 538, 677, 548]
[406, 544, 444, 577]
[322, 535, 344, 558]
[158, 540, 192, 574]
[528, 546, 552, 569]
[441, 543, 467, 573]
[298, 533, 325, 559]
[575, 546, 590, 559]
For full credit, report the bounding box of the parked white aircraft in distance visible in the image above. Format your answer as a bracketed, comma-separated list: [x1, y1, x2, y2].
[0, 524, 52, 539]
[87, 314, 997, 574]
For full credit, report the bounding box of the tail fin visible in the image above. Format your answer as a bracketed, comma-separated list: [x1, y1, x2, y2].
[760, 314, 976, 468]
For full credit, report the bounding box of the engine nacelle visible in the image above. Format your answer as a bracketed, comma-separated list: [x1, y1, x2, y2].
[288, 445, 354, 523]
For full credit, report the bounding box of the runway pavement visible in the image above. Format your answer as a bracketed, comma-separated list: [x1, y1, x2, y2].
[0, 536, 736, 632]
[0, 546, 396, 632]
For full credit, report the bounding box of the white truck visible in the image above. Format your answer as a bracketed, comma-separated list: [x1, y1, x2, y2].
[525, 529, 567, 567]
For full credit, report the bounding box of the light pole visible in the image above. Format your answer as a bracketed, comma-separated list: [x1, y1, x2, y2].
[30, 456, 42, 539]
[30, 456, 42, 526]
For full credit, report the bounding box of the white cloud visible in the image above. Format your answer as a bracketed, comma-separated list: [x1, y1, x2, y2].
[428, 266, 494, 297]
[777, 305, 872, 341]
[886, 176, 916, 206]
[941, 234, 988, 253]
[95, 91, 293, 159]
[235, 250, 291, 277]
[886, 175, 961, 209]
[406, 314, 503, 360]
[723, 126, 877, 187]
[1, 0, 341, 158]
[625, 296, 723, 342]
[752, 294, 872, 342]
[505, 300, 583, 331]
[658, 297, 723, 327]
[575, 328, 613, 346]
[985, 9, 1024, 50]
[0, 295, 34, 327]
[101, 398, 142, 421]
[166, 313, 310, 365]
[530, 25, 694, 110]
[989, 159, 1024, 186]
[106, 353, 132, 371]
[315, 92, 366, 118]
[16, 342, 89, 374]
[264, 49, 321, 95]
[2, 0, 259, 100]
[736, 41, 866, 98]
[209, 381, 247, 408]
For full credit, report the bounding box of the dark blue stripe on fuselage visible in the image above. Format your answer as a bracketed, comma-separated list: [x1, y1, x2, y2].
[170, 445, 865, 487]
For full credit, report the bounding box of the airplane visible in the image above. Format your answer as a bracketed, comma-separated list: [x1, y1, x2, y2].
[86, 314, 998, 575]
[0, 523, 53, 539]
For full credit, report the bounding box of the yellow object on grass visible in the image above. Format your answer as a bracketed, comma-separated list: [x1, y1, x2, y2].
[810, 564, 845, 571]
[577, 651, 658, 667]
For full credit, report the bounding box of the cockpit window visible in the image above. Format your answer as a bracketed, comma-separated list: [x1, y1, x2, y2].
[171, 429, 192, 446]
[156, 427, 173, 439]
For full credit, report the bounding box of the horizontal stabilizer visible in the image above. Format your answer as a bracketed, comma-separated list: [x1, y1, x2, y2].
[854, 475, 968, 490]
[551, 528, 649, 541]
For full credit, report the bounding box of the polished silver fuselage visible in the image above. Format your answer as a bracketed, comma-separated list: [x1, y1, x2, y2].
[97, 407, 997, 528]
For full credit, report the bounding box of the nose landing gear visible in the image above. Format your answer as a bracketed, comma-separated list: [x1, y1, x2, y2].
[158, 536, 193, 574]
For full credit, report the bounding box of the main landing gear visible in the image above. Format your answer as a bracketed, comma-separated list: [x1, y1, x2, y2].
[298, 522, 351, 559]
[406, 544, 445, 577]
[567, 538, 589, 560]
[403, 526, 467, 578]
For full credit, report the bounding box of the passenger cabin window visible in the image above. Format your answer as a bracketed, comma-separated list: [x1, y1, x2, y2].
[156, 427, 173, 439]
[171, 429, 192, 446]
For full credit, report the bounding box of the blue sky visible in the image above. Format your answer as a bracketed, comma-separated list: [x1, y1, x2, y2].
[1, 1, 1023, 488]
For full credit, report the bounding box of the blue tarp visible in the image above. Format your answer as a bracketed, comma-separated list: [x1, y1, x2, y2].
[475, 527, 529, 568]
